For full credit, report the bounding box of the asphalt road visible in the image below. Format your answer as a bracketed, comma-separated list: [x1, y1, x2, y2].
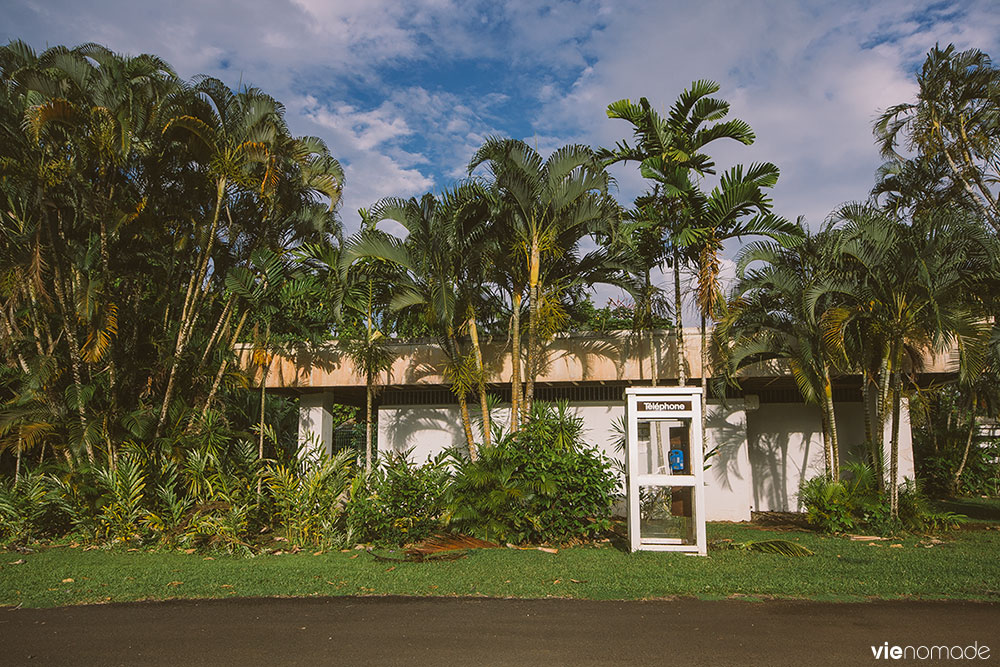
[1, 597, 997, 666]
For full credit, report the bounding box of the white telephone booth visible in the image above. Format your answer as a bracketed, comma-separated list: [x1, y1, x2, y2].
[624, 387, 707, 555]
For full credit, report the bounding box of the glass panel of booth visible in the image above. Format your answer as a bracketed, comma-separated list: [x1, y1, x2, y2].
[638, 485, 695, 545]
[635, 418, 691, 476]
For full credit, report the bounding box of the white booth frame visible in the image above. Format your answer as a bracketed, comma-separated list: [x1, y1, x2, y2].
[625, 386, 707, 556]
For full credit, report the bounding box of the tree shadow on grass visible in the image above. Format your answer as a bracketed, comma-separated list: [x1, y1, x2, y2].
[933, 498, 1000, 522]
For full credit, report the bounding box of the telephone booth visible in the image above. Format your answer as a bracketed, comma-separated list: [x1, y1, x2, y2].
[624, 387, 707, 555]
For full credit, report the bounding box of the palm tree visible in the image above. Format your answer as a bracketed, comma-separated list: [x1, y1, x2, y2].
[155, 79, 287, 438]
[0, 40, 343, 476]
[643, 158, 799, 449]
[602, 81, 756, 386]
[156, 78, 343, 440]
[604, 192, 674, 384]
[824, 204, 991, 516]
[351, 186, 492, 458]
[875, 44, 1000, 233]
[720, 220, 844, 480]
[469, 138, 619, 423]
[338, 227, 400, 472]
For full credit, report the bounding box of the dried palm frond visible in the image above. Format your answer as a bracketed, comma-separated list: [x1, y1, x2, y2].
[406, 533, 499, 559]
[711, 538, 814, 556]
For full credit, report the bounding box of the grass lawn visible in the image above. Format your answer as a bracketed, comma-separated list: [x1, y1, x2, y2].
[2, 522, 999, 608]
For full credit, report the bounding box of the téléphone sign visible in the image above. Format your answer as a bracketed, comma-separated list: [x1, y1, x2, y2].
[637, 400, 692, 412]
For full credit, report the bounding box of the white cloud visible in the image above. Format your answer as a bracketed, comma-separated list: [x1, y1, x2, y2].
[5, 0, 1000, 272]
[533, 0, 1000, 229]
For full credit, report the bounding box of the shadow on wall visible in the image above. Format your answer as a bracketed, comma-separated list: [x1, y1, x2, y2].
[706, 402, 748, 493]
[747, 403, 824, 512]
[542, 333, 627, 381]
[380, 406, 465, 463]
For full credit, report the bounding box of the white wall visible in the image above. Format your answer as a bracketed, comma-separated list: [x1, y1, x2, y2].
[746, 400, 915, 512]
[377, 406, 467, 463]
[377, 399, 753, 521]
[704, 401, 753, 521]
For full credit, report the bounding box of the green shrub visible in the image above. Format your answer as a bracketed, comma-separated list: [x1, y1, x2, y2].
[921, 442, 1000, 497]
[346, 451, 449, 546]
[0, 471, 51, 544]
[265, 448, 353, 548]
[800, 461, 962, 535]
[95, 455, 147, 541]
[799, 476, 856, 533]
[446, 401, 616, 544]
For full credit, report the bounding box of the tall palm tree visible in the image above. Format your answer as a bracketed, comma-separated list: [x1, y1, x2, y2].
[339, 226, 400, 472]
[469, 138, 619, 424]
[0, 40, 343, 474]
[824, 204, 991, 516]
[155, 79, 287, 438]
[605, 192, 674, 385]
[875, 44, 1000, 233]
[156, 79, 343, 440]
[720, 220, 844, 480]
[350, 185, 492, 458]
[643, 158, 799, 449]
[602, 80, 756, 385]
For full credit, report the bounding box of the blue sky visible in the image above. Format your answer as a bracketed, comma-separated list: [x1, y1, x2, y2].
[5, 0, 999, 311]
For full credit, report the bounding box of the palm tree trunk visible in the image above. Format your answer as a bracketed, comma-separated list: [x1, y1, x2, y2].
[156, 177, 227, 439]
[875, 355, 892, 492]
[0, 309, 30, 373]
[258, 364, 268, 460]
[700, 315, 708, 452]
[468, 313, 491, 447]
[525, 240, 540, 421]
[200, 293, 234, 367]
[889, 365, 902, 519]
[649, 330, 659, 387]
[862, 378, 874, 447]
[51, 262, 92, 462]
[928, 395, 939, 454]
[448, 333, 478, 460]
[820, 407, 833, 478]
[953, 410, 977, 492]
[458, 392, 477, 461]
[822, 367, 840, 481]
[510, 291, 522, 432]
[257, 323, 271, 496]
[674, 250, 686, 386]
[365, 379, 374, 473]
[201, 308, 249, 417]
[15, 440, 21, 484]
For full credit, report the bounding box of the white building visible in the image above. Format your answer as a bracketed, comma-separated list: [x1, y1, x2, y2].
[263, 329, 949, 521]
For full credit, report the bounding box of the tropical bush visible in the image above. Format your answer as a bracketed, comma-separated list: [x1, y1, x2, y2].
[446, 401, 616, 544]
[799, 461, 961, 535]
[0, 470, 54, 543]
[919, 442, 1000, 498]
[265, 448, 353, 548]
[799, 476, 856, 533]
[346, 451, 449, 546]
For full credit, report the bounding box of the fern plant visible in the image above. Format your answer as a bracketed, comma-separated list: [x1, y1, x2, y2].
[265, 448, 353, 547]
[0, 469, 50, 543]
[95, 455, 147, 541]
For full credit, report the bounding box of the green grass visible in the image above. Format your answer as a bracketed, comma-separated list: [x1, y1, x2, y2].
[3, 523, 999, 608]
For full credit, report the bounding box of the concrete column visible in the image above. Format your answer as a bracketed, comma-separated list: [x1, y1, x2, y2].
[298, 392, 334, 458]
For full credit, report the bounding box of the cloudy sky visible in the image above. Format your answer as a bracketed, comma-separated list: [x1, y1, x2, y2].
[5, 0, 999, 312]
